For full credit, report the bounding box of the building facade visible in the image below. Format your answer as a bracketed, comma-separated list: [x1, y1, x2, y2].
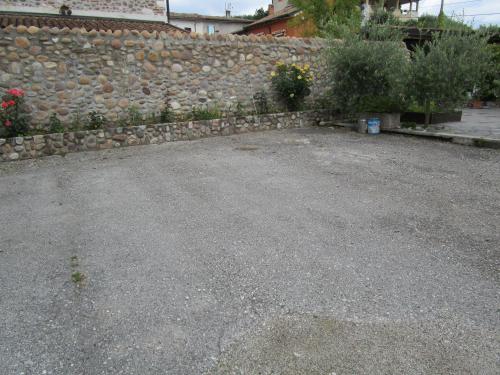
[241, 0, 304, 37]
[0, 0, 166, 21]
[169, 13, 252, 35]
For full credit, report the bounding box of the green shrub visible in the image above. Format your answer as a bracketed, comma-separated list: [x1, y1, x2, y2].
[271, 62, 313, 111]
[87, 111, 106, 130]
[476, 43, 500, 101]
[253, 90, 269, 114]
[160, 106, 174, 123]
[409, 31, 492, 124]
[70, 111, 84, 131]
[47, 113, 64, 133]
[404, 14, 472, 31]
[367, 8, 398, 26]
[326, 26, 409, 114]
[188, 106, 222, 121]
[0, 88, 30, 137]
[127, 105, 143, 127]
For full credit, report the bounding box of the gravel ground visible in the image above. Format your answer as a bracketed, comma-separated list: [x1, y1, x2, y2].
[0, 127, 498, 375]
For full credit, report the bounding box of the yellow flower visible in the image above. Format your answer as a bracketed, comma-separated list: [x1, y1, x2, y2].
[298, 75, 303, 80]
[304, 64, 310, 70]
[271, 71, 276, 77]
[290, 93, 295, 98]
[276, 61, 284, 66]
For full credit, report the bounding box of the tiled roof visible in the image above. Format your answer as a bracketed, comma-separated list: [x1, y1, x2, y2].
[244, 5, 300, 29]
[0, 13, 185, 33]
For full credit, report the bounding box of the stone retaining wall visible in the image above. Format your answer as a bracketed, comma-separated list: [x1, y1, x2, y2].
[0, 25, 328, 129]
[0, 110, 337, 161]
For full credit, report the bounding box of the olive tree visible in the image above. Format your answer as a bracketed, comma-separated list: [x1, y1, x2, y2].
[410, 31, 492, 124]
[326, 26, 409, 114]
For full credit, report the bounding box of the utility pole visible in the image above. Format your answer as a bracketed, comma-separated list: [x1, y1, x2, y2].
[165, 0, 171, 23]
[438, 0, 445, 28]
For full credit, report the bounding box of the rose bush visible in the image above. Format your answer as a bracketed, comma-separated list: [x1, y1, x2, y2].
[271, 62, 313, 111]
[0, 88, 30, 137]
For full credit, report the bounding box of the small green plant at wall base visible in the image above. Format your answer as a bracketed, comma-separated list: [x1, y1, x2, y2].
[253, 90, 269, 114]
[270, 62, 313, 111]
[0, 88, 30, 137]
[234, 101, 245, 117]
[70, 111, 83, 131]
[127, 105, 143, 127]
[189, 106, 223, 121]
[87, 111, 106, 130]
[160, 106, 174, 123]
[47, 113, 64, 133]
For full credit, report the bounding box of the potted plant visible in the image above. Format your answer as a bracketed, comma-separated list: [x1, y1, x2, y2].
[409, 31, 492, 125]
[326, 25, 409, 131]
[401, 102, 463, 125]
[469, 92, 483, 109]
[358, 96, 405, 130]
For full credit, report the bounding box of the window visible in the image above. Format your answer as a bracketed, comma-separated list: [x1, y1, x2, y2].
[184, 27, 192, 32]
[207, 25, 215, 35]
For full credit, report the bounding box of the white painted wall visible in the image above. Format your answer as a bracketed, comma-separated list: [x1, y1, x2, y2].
[169, 19, 249, 34]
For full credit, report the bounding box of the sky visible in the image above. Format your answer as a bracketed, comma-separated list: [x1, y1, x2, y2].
[169, 0, 499, 26]
[169, 0, 269, 17]
[402, 0, 500, 27]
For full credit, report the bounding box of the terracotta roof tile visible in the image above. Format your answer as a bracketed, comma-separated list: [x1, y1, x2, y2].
[244, 5, 300, 29]
[0, 13, 185, 33]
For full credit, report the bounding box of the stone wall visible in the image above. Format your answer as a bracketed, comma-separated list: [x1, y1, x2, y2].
[0, 25, 328, 130]
[0, 110, 337, 161]
[0, 0, 165, 18]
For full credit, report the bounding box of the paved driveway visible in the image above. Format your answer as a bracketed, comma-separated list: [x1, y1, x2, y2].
[414, 108, 500, 140]
[0, 128, 498, 374]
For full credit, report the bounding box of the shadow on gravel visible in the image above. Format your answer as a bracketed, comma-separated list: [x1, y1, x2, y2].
[208, 314, 496, 374]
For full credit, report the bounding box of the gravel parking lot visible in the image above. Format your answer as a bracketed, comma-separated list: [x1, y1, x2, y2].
[0, 128, 498, 374]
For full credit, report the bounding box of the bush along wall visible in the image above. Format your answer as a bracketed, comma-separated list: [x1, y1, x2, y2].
[0, 25, 329, 130]
[0, 110, 337, 161]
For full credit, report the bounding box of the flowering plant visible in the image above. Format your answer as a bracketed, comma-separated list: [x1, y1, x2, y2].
[0, 88, 30, 137]
[270, 62, 314, 111]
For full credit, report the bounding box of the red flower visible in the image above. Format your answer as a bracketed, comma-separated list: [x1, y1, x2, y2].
[7, 88, 24, 97]
[1, 101, 7, 109]
[8, 100, 15, 106]
[4, 120, 12, 127]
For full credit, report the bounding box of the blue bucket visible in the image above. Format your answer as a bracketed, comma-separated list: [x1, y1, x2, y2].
[367, 118, 380, 135]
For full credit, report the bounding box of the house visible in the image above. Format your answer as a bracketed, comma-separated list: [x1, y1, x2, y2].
[242, 0, 420, 37]
[362, 0, 420, 22]
[169, 12, 252, 34]
[0, 0, 183, 33]
[0, 0, 168, 22]
[241, 1, 303, 37]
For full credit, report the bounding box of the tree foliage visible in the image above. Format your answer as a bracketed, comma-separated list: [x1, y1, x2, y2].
[409, 31, 492, 123]
[236, 7, 268, 21]
[290, 0, 361, 37]
[326, 25, 409, 113]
